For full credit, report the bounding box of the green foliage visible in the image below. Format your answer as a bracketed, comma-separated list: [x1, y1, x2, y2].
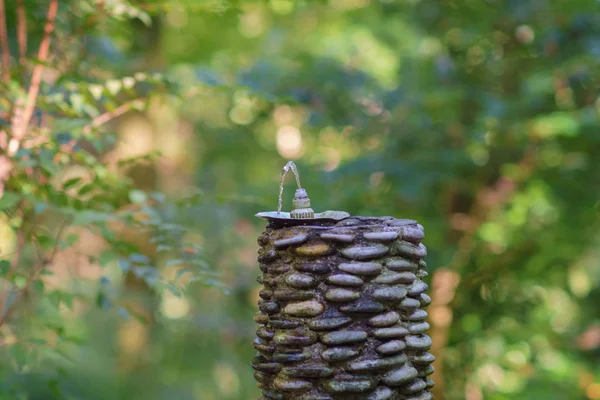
[1, 0, 599, 399]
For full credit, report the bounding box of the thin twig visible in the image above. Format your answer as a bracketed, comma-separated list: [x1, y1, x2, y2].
[82, 101, 141, 134]
[16, 0, 27, 65]
[0, 0, 58, 199]
[0, 0, 10, 83]
[11, 0, 59, 143]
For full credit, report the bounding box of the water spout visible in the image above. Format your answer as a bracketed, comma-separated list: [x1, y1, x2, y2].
[277, 161, 302, 214]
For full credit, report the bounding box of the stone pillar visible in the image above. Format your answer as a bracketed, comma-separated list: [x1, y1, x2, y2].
[253, 216, 435, 400]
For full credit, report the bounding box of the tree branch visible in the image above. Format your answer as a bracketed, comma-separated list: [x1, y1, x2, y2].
[16, 0, 27, 65]
[0, 0, 10, 83]
[0, 0, 58, 199]
[82, 100, 141, 134]
[11, 0, 59, 143]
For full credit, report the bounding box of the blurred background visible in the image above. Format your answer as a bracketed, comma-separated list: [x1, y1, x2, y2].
[1, 0, 600, 399]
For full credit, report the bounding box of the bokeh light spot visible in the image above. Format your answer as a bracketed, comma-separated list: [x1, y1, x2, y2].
[276, 126, 303, 159]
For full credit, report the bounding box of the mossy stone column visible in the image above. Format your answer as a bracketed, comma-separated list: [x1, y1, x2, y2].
[253, 216, 435, 400]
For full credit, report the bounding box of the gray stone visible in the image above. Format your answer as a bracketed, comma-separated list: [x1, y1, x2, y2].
[340, 299, 385, 314]
[386, 258, 418, 272]
[285, 273, 317, 289]
[298, 393, 333, 400]
[325, 379, 375, 394]
[274, 376, 312, 392]
[321, 330, 368, 345]
[409, 322, 430, 334]
[253, 338, 276, 354]
[295, 244, 332, 257]
[400, 379, 427, 394]
[341, 245, 389, 260]
[253, 362, 282, 373]
[418, 364, 435, 377]
[392, 241, 427, 259]
[259, 289, 273, 299]
[406, 393, 433, 400]
[364, 231, 399, 241]
[366, 386, 393, 400]
[294, 263, 330, 274]
[321, 347, 360, 362]
[419, 293, 432, 307]
[254, 311, 268, 325]
[372, 286, 408, 302]
[273, 289, 314, 301]
[327, 274, 364, 287]
[272, 352, 308, 363]
[346, 354, 407, 371]
[408, 281, 428, 296]
[263, 389, 284, 399]
[274, 331, 317, 346]
[401, 227, 425, 242]
[269, 319, 301, 329]
[425, 378, 435, 388]
[274, 234, 308, 248]
[405, 335, 433, 350]
[416, 269, 429, 278]
[372, 271, 413, 285]
[338, 262, 382, 275]
[257, 326, 274, 340]
[308, 317, 352, 331]
[259, 301, 280, 314]
[382, 364, 419, 387]
[374, 326, 409, 339]
[412, 352, 436, 365]
[272, 264, 292, 274]
[254, 371, 269, 384]
[325, 288, 360, 302]
[282, 365, 334, 378]
[399, 297, 421, 310]
[320, 233, 356, 243]
[369, 311, 400, 327]
[386, 219, 417, 226]
[259, 249, 279, 263]
[376, 340, 406, 355]
[407, 310, 428, 321]
[283, 301, 325, 317]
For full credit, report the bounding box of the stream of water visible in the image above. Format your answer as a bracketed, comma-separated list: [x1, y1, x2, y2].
[277, 161, 302, 214]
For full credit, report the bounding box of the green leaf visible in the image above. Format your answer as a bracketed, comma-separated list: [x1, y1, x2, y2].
[33, 280, 45, 294]
[63, 177, 82, 189]
[65, 233, 79, 246]
[69, 93, 85, 115]
[128, 189, 147, 204]
[99, 249, 118, 267]
[10, 344, 28, 370]
[37, 233, 54, 250]
[88, 84, 104, 100]
[176, 267, 194, 279]
[14, 275, 27, 289]
[106, 79, 122, 96]
[72, 210, 113, 226]
[78, 183, 95, 196]
[0, 260, 10, 275]
[0, 192, 21, 211]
